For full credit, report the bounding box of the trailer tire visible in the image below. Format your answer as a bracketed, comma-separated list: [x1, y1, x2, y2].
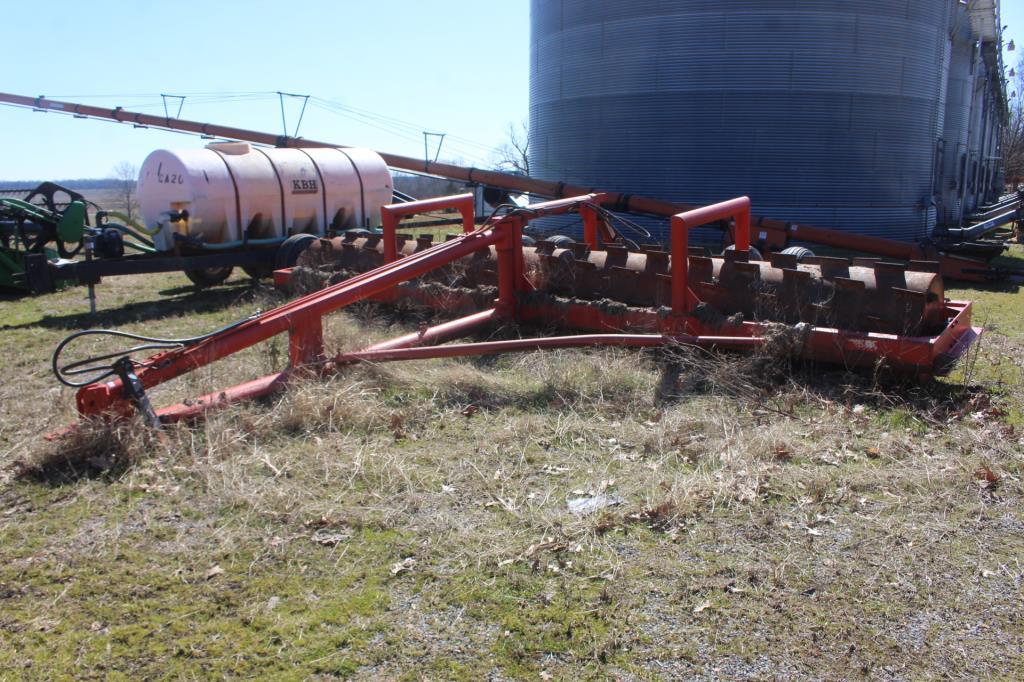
[185, 266, 234, 287]
[723, 244, 764, 261]
[275, 234, 318, 269]
[780, 246, 815, 263]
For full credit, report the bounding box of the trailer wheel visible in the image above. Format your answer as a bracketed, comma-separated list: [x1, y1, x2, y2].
[184, 266, 234, 287]
[723, 244, 764, 261]
[780, 246, 815, 262]
[275, 234, 318, 269]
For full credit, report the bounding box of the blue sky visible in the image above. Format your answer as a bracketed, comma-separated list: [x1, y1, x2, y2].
[0, 1, 1021, 181]
[1004, 0, 1024, 88]
[0, 0, 529, 180]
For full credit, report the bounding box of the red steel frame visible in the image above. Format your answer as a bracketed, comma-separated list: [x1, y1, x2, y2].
[69, 194, 980, 427]
[670, 196, 751, 324]
[381, 193, 476, 263]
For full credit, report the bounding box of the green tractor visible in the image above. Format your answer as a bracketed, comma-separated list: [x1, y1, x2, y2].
[0, 182, 158, 292]
[0, 183, 90, 290]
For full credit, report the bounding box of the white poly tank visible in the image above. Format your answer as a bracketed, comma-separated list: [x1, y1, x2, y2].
[137, 143, 393, 251]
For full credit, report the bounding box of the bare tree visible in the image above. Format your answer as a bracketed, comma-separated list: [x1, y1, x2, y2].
[1003, 56, 1024, 188]
[494, 121, 530, 176]
[111, 161, 139, 221]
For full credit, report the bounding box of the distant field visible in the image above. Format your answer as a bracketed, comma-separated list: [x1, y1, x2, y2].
[0, 249, 1021, 678]
[78, 188, 125, 210]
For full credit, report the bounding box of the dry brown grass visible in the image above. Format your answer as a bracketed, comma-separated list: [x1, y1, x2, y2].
[2, 267, 1024, 678]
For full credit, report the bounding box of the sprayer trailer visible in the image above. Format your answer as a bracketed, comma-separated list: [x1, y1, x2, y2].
[3, 144, 394, 295]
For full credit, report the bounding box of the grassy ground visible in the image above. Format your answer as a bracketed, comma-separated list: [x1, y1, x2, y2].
[1, 249, 1023, 680]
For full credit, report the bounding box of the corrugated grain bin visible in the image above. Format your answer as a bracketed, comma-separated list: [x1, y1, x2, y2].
[529, 0, 959, 242]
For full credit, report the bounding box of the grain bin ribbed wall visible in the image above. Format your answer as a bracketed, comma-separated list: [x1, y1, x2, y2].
[941, 15, 974, 226]
[529, 0, 955, 243]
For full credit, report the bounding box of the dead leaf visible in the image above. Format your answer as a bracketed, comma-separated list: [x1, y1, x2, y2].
[693, 600, 712, 614]
[303, 515, 337, 529]
[624, 500, 678, 531]
[524, 540, 567, 558]
[390, 557, 416, 576]
[311, 531, 351, 546]
[204, 565, 225, 580]
[973, 466, 1000, 489]
[390, 413, 406, 440]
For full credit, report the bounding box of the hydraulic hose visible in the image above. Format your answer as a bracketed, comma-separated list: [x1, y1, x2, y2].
[101, 211, 162, 237]
[52, 312, 261, 388]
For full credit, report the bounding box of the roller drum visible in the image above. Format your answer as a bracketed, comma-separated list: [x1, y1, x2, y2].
[295, 232, 945, 335]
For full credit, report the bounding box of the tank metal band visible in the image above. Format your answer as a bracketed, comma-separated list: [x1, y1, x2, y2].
[210, 149, 244, 244]
[296, 149, 330, 233]
[252, 147, 288, 236]
[334, 148, 367, 229]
